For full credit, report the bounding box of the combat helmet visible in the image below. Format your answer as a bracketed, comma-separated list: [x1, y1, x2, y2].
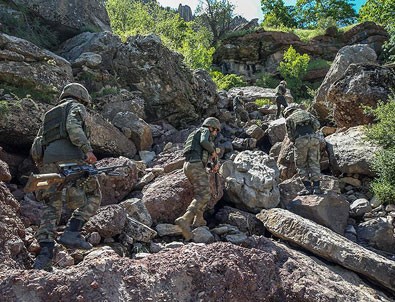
[202, 117, 221, 131]
[280, 80, 287, 86]
[60, 83, 91, 104]
[283, 103, 299, 118]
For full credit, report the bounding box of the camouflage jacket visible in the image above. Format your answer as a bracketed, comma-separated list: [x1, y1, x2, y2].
[275, 83, 286, 96]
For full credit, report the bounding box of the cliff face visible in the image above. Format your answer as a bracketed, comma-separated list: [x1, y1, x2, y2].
[213, 22, 389, 83]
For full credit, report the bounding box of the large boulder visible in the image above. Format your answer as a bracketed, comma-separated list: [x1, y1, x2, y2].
[312, 44, 377, 123]
[0, 33, 73, 96]
[220, 150, 280, 212]
[258, 208, 395, 294]
[58, 32, 219, 127]
[325, 126, 380, 176]
[328, 63, 395, 128]
[10, 0, 111, 42]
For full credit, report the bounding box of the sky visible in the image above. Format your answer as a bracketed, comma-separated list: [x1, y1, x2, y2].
[157, 0, 367, 22]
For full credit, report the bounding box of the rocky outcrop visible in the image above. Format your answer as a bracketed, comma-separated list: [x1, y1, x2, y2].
[0, 239, 391, 301]
[10, 0, 111, 41]
[58, 32, 219, 127]
[178, 4, 193, 22]
[214, 22, 388, 83]
[328, 63, 395, 127]
[313, 44, 378, 123]
[0, 32, 73, 96]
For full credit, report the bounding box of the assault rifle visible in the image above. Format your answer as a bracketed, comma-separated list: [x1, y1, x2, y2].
[208, 148, 221, 198]
[24, 162, 128, 193]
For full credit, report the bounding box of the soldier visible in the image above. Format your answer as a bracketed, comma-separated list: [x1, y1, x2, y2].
[284, 104, 322, 195]
[175, 117, 221, 240]
[32, 83, 102, 271]
[232, 91, 249, 126]
[275, 80, 288, 119]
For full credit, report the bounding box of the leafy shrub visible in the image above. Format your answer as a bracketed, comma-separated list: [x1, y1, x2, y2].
[278, 46, 310, 99]
[370, 149, 395, 204]
[210, 71, 246, 91]
[364, 97, 395, 204]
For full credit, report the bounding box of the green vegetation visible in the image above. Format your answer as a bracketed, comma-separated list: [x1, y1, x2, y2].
[307, 59, 331, 72]
[0, 100, 9, 119]
[255, 72, 279, 89]
[364, 97, 395, 204]
[261, 0, 357, 30]
[209, 71, 246, 90]
[106, 0, 214, 70]
[91, 87, 119, 98]
[359, 0, 395, 62]
[0, 84, 54, 103]
[0, 8, 59, 49]
[254, 98, 272, 107]
[278, 46, 310, 99]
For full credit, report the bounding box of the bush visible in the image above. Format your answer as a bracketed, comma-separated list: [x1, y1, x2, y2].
[364, 96, 395, 204]
[370, 148, 395, 204]
[279, 45, 310, 100]
[210, 71, 246, 91]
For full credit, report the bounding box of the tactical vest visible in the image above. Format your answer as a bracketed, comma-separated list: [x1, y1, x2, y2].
[183, 128, 205, 163]
[290, 110, 314, 139]
[42, 100, 74, 146]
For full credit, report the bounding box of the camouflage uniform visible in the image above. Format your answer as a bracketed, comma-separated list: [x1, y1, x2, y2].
[175, 118, 220, 240]
[33, 83, 100, 271]
[285, 108, 321, 194]
[275, 81, 288, 119]
[36, 100, 101, 243]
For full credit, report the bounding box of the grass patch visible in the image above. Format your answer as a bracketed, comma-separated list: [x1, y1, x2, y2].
[255, 98, 272, 107]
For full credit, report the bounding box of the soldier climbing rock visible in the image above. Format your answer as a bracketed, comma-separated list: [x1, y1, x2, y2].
[275, 80, 288, 119]
[32, 83, 102, 272]
[284, 104, 322, 195]
[175, 117, 221, 241]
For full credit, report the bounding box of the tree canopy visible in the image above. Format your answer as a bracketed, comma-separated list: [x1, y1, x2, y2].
[195, 0, 235, 46]
[106, 0, 214, 70]
[261, 0, 357, 29]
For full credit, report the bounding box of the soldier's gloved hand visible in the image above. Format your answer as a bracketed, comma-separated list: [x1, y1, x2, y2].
[85, 151, 97, 164]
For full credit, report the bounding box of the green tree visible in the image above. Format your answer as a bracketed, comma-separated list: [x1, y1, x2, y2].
[359, 0, 395, 27]
[106, 0, 214, 70]
[295, 0, 357, 28]
[359, 0, 395, 62]
[365, 97, 395, 204]
[195, 0, 235, 46]
[210, 71, 246, 90]
[278, 45, 310, 97]
[261, 0, 297, 28]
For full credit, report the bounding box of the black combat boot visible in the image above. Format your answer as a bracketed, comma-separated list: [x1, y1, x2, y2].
[33, 242, 54, 272]
[312, 181, 322, 194]
[298, 181, 312, 195]
[58, 218, 92, 250]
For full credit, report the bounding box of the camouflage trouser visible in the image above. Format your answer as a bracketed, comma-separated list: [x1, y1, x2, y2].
[183, 161, 211, 214]
[276, 95, 288, 118]
[294, 135, 321, 182]
[35, 161, 102, 243]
